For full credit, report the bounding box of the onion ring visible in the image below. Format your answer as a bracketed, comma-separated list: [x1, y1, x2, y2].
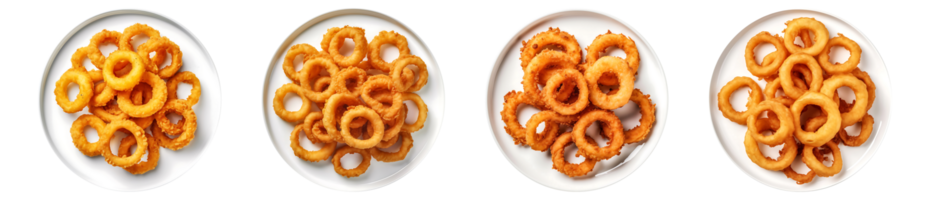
[519, 27, 582, 69]
[819, 74, 868, 127]
[791, 92, 841, 147]
[85, 29, 129, 69]
[838, 114, 873, 147]
[166, 71, 201, 105]
[138, 36, 183, 78]
[802, 141, 843, 177]
[322, 94, 363, 141]
[550, 133, 597, 177]
[283, 43, 320, 82]
[116, 72, 167, 118]
[501, 91, 545, 145]
[152, 100, 197, 150]
[117, 133, 160, 174]
[400, 93, 428, 133]
[571, 109, 624, 161]
[583, 30, 640, 74]
[129, 83, 157, 130]
[783, 140, 824, 185]
[331, 67, 367, 97]
[370, 131, 413, 162]
[525, 110, 575, 151]
[390, 55, 429, 92]
[291, 123, 336, 162]
[102, 50, 147, 91]
[744, 129, 797, 171]
[298, 56, 342, 102]
[745, 100, 795, 146]
[331, 146, 371, 178]
[340, 106, 384, 149]
[361, 75, 403, 120]
[744, 31, 788, 78]
[273, 83, 312, 122]
[778, 54, 823, 99]
[118, 23, 160, 51]
[101, 120, 147, 167]
[783, 17, 829, 55]
[717, 76, 764, 125]
[542, 69, 588, 115]
[818, 34, 861, 75]
[368, 30, 411, 72]
[850, 68, 876, 110]
[585, 56, 635, 110]
[54, 69, 94, 113]
[623, 89, 656, 144]
[523, 50, 576, 105]
[303, 112, 333, 143]
[326, 26, 368, 68]
[320, 26, 343, 52]
[70, 115, 111, 156]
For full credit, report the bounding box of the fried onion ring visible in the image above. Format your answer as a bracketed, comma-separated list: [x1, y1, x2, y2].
[166, 71, 201, 105]
[298, 56, 342, 102]
[523, 50, 576, 105]
[550, 133, 597, 177]
[744, 129, 797, 171]
[85, 29, 126, 68]
[273, 83, 312, 122]
[137, 36, 183, 78]
[519, 27, 582, 69]
[802, 141, 843, 177]
[322, 94, 363, 141]
[839, 114, 873, 147]
[791, 92, 841, 147]
[152, 100, 197, 150]
[327, 26, 368, 68]
[850, 68, 876, 110]
[70, 115, 111, 156]
[501, 91, 542, 145]
[746, 100, 795, 146]
[370, 131, 413, 162]
[818, 34, 861, 75]
[116, 72, 167, 118]
[783, 17, 829, 55]
[118, 23, 160, 51]
[717, 76, 764, 125]
[585, 56, 635, 110]
[361, 75, 403, 120]
[391, 55, 429, 92]
[340, 106, 384, 149]
[102, 50, 148, 91]
[331, 67, 367, 97]
[745, 31, 787, 78]
[101, 120, 147, 167]
[283, 43, 320, 82]
[820, 74, 869, 127]
[368, 30, 411, 72]
[54, 69, 94, 113]
[623, 89, 656, 144]
[572, 110, 624, 160]
[400, 93, 428, 133]
[525, 111, 575, 151]
[583, 30, 639, 74]
[291, 123, 336, 162]
[778, 54, 824, 99]
[118, 133, 159, 174]
[331, 146, 371, 178]
[542, 69, 588, 115]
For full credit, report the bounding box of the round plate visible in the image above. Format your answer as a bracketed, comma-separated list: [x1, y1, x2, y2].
[39, 10, 222, 191]
[485, 11, 668, 191]
[709, 9, 891, 191]
[262, 9, 444, 191]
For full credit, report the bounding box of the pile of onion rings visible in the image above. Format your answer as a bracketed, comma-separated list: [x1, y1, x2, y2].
[275, 26, 429, 178]
[720, 17, 876, 184]
[55, 23, 202, 175]
[501, 28, 657, 177]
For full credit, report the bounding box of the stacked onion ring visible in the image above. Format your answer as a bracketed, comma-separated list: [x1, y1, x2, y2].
[501, 28, 657, 177]
[720, 17, 875, 185]
[274, 26, 429, 178]
[55, 23, 202, 175]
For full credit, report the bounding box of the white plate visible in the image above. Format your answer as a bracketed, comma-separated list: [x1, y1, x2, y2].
[262, 9, 445, 191]
[709, 9, 891, 191]
[39, 10, 222, 191]
[485, 11, 668, 191]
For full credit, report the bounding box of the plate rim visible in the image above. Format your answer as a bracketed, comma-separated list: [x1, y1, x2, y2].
[705, 7, 894, 193]
[258, 7, 449, 193]
[482, 7, 672, 193]
[36, 7, 225, 193]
